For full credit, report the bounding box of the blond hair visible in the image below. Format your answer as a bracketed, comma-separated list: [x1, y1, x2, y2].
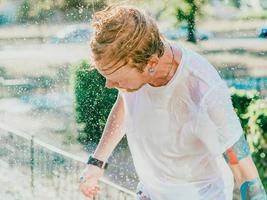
[90, 5, 164, 74]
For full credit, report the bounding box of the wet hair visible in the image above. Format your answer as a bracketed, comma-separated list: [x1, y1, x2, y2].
[90, 5, 164, 74]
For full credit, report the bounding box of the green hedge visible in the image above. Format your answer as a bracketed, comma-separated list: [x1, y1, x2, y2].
[73, 61, 118, 145]
[231, 89, 260, 133]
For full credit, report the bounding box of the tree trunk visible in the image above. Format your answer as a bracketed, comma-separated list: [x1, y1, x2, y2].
[187, 2, 197, 43]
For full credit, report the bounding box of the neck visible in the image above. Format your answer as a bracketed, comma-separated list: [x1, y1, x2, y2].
[148, 41, 180, 87]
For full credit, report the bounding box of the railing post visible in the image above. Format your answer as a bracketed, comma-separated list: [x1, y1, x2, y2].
[30, 135, 35, 195]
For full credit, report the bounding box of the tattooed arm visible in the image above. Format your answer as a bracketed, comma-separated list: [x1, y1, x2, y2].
[223, 134, 267, 200]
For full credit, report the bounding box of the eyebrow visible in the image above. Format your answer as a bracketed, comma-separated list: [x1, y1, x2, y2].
[100, 63, 127, 76]
[99, 57, 126, 74]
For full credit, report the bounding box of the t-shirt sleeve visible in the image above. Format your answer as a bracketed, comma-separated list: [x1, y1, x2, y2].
[194, 81, 244, 157]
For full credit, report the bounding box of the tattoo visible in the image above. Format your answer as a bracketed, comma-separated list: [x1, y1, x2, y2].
[240, 177, 267, 200]
[223, 134, 250, 164]
[136, 190, 151, 200]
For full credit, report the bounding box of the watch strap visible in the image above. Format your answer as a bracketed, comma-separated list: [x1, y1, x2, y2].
[87, 155, 108, 169]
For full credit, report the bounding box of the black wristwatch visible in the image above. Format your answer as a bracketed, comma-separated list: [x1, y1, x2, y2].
[87, 155, 108, 170]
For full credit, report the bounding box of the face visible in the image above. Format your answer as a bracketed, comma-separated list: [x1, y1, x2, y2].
[97, 65, 147, 92]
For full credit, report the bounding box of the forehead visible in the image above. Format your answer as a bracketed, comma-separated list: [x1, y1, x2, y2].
[97, 65, 132, 80]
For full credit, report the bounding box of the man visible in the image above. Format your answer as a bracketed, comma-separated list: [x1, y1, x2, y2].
[79, 5, 266, 200]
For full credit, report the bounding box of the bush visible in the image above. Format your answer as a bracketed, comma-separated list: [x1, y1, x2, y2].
[230, 88, 267, 190]
[230, 88, 260, 132]
[245, 99, 267, 189]
[73, 61, 119, 145]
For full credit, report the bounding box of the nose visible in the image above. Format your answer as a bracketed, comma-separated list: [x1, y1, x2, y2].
[105, 80, 117, 89]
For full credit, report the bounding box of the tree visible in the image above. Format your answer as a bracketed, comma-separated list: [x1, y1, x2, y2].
[230, 0, 242, 8]
[16, 0, 32, 23]
[176, 0, 207, 43]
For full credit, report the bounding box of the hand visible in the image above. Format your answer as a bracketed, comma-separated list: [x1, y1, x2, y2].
[79, 164, 104, 198]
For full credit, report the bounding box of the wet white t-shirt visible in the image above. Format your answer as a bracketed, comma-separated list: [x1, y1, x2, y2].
[120, 42, 243, 200]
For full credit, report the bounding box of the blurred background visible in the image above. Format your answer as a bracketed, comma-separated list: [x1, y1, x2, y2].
[0, 0, 266, 199]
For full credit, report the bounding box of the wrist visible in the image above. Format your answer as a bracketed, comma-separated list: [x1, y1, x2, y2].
[87, 154, 109, 170]
[240, 177, 267, 200]
[92, 153, 108, 163]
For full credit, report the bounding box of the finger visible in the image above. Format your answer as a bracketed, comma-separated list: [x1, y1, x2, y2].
[79, 182, 98, 192]
[84, 187, 98, 198]
[93, 186, 100, 192]
[90, 189, 100, 198]
[86, 190, 94, 198]
[87, 186, 101, 197]
[79, 182, 101, 198]
[80, 184, 94, 198]
[87, 189, 98, 197]
[86, 185, 99, 193]
[80, 185, 91, 197]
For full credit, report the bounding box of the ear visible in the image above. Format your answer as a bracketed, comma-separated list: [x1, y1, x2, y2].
[147, 55, 159, 67]
[143, 55, 159, 74]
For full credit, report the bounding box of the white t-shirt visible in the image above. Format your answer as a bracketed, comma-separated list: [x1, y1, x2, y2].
[120, 42, 243, 200]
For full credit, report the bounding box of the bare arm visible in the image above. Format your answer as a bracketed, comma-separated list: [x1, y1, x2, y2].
[92, 94, 125, 162]
[79, 95, 125, 198]
[223, 134, 267, 200]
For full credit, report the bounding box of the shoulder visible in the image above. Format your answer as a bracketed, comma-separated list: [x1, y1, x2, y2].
[183, 47, 224, 95]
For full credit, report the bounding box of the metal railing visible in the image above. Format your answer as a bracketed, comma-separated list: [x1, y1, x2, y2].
[0, 122, 136, 200]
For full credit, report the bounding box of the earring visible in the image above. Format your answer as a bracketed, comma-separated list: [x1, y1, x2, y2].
[149, 68, 154, 73]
